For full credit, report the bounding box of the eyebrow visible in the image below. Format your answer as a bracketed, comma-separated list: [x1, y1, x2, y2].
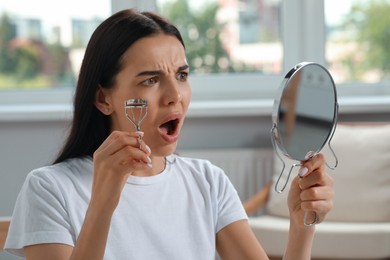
[136, 65, 189, 77]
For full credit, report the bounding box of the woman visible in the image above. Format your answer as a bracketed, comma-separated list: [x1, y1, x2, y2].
[4, 9, 334, 260]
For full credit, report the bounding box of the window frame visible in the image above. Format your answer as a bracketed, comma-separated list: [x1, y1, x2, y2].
[1, 0, 389, 122]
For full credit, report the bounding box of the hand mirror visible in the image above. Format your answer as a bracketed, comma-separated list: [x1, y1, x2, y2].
[270, 62, 338, 226]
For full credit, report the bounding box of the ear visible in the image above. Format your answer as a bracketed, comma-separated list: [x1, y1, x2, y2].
[95, 86, 112, 115]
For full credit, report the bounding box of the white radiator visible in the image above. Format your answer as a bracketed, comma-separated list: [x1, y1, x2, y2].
[177, 148, 274, 204]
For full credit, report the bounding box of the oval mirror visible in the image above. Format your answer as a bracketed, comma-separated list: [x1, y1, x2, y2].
[270, 62, 339, 226]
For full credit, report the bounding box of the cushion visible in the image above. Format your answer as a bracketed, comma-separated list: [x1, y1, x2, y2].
[250, 215, 390, 259]
[266, 123, 390, 222]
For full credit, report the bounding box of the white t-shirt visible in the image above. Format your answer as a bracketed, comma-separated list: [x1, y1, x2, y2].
[5, 154, 247, 259]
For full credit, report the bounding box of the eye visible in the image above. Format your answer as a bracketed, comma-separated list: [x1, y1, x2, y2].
[176, 72, 188, 82]
[141, 77, 159, 86]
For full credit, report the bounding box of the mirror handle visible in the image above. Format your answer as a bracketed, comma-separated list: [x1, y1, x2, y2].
[326, 140, 339, 170]
[271, 124, 299, 193]
[325, 103, 339, 170]
[275, 164, 302, 194]
[271, 125, 285, 193]
[304, 211, 319, 227]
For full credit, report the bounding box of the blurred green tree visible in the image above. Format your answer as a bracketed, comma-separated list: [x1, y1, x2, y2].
[342, 0, 390, 80]
[160, 0, 254, 73]
[13, 44, 40, 80]
[48, 43, 76, 87]
[0, 12, 74, 88]
[0, 13, 16, 73]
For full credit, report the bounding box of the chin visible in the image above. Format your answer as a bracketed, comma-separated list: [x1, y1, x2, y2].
[152, 143, 178, 157]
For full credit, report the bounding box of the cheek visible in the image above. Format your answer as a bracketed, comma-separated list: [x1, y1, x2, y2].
[183, 88, 192, 110]
[186, 85, 192, 98]
[140, 103, 156, 127]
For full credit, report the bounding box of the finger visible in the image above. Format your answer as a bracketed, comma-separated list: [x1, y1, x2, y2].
[98, 131, 143, 157]
[298, 153, 326, 178]
[111, 143, 152, 167]
[299, 169, 334, 190]
[95, 132, 131, 157]
[97, 131, 133, 151]
[300, 185, 334, 202]
[135, 132, 152, 155]
[140, 142, 152, 156]
[106, 131, 150, 155]
[301, 199, 334, 221]
[94, 133, 153, 173]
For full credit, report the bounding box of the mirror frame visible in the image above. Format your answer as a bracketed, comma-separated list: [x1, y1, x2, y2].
[271, 62, 339, 162]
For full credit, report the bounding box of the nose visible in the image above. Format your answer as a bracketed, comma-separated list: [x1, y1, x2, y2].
[163, 80, 182, 106]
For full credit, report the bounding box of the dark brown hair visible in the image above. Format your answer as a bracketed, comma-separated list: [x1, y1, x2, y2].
[54, 9, 185, 164]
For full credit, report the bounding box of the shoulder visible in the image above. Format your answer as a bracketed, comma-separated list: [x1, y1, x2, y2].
[25, 156, 93, 191]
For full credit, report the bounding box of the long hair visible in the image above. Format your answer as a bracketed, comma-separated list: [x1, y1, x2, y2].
[54, 9, 185, 164]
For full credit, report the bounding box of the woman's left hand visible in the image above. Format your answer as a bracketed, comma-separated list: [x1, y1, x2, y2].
[287, 153, 334, 229]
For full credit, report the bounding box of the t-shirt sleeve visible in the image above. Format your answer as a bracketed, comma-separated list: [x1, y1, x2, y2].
[4, 169, 74, 257]
[212, 165, 248, 233]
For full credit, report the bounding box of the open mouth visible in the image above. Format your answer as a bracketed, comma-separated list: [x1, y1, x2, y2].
[159, 118, 180, 136]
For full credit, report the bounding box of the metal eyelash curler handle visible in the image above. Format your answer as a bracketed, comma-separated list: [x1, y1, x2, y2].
[124, 99, 148, 149]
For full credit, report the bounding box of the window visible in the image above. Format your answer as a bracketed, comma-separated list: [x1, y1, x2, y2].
[0, 0, 110, 90]
[160, 0, 282, 76]
[326, 0, 390, 84]
[0, 0, 389, 118]
[325, 0, 390, 104]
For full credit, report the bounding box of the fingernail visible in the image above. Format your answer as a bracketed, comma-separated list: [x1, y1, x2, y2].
[145, 157, 152, 168]
[145, 145, 151, 154]
[135, 131, 144, 137]
[298, 167, 309, 177]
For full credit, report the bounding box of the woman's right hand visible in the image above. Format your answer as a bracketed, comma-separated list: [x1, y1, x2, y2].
[90, 130, 152, 212]
[24, 131, 152, 260]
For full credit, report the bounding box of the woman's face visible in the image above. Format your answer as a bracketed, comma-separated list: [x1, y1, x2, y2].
[97, 33, 192, 157]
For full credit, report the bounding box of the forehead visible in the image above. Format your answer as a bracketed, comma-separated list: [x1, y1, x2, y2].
[122, 34, 187, 70]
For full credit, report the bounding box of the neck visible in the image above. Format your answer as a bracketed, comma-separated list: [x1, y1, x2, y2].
[132, 156, 166, 177]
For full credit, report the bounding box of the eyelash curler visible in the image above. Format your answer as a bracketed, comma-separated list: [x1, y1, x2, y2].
[124, 99, 148, 149]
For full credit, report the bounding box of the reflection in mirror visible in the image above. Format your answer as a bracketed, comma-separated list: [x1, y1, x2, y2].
[270, 62, 339, 226]
[277, 63, 337, 160]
